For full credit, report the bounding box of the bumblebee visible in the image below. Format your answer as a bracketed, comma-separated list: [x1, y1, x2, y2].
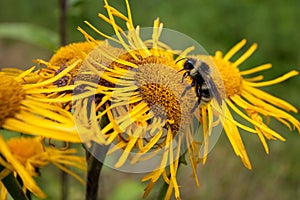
[177, 57, 222, 112]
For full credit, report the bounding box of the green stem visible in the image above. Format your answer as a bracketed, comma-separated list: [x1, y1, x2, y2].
[85, 143, 109, 200]
[0, 166, 30, 200]
[85, 114, 110, 200]
[59, 0, 67, 46]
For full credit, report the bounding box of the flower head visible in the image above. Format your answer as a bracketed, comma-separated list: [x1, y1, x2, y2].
[0, 63, 82, 142]
[197, 39, 299, 169]
[37, 41, 98, 88]
[0, 134, 86, 198]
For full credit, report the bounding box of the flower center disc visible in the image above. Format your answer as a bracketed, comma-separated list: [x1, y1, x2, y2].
[7, 137, 44, 165]
[0, 74, 26, 125]
[213, 58, 243, 97]
[134, 62, 196, 133]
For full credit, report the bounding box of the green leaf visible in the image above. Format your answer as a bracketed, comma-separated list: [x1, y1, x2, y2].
[0, 23, 59, 50]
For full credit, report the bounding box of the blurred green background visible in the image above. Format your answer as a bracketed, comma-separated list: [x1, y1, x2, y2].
[0, 0, 299, 199]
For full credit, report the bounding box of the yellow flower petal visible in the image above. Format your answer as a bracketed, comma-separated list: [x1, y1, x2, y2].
[0, 136, 46, 198]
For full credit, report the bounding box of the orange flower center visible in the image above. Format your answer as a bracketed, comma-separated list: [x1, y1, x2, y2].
[0, 74, 26, 125]
[212, 57, 243, 97]
[7, 137, 44, 165]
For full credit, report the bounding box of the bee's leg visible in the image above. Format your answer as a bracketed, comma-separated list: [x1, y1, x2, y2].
[180, 81, 195, 98]
[190, 101, 199, 113]
[181, 72, 189, 82]
[180, 85, 192, 98]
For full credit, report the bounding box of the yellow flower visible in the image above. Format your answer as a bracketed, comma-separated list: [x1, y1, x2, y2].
[0, 63, 81, 142]
[37, 41, 98, 88]
[74, 1, 218, 199]
[0, 134, 86, 198]
[197, 39, 299, 169]
[73, 0, 299, 199]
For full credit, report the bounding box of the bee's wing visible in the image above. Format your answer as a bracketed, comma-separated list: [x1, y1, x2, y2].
[199, 70, 222, 105]
[198, 62, 223, 106]
[206, 77, 222, 106]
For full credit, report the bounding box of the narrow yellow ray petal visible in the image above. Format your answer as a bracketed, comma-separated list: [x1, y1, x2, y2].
[107, 141, 127, 155]
[171, 136, 182, 199]
[116, 102, 149, 127]
[231, 95, 282, 119]
[137, 148, 161, 163]
[244, 84, 298, 113]
[104, 0, 138, 60]
[106, 106, 124, 133]
[234, 43, 257, 67]
[114, 128, 142, 168]
[21, 100, 73, 124]
[26, 85, 75, 94]
[201, 107, 209, 164]
[132, 26, 151, 57]
[125, 0, 134, 28]
[221, 105, 252, 169]
[52, 162, 85, 185]
[3, 118, 80, 143]
[23, 60, 80, 90]
[15, 66, 36, 82]
[165, 182, 174, 200]
[187, 145, 200, 187]
[98, 12, 125, 34]
[226, 99, 286, 141]
[234, 94, 297, 129]
[214, 50, 223, 59]
[162, 171, 170, 184]
[256, 129, 269, 154]
[240, 64, 272, 76]
[118, 105, 150, 131]
[175, 46, 195, 62]
[84, 20, 121, 44]
[94, 46, 137, 68]
[77, 27, 100, 44]
[29, 95, 72, 103]
[151, 18, 161, 51]
[90, 101, 107, 143]
[131, 130, 163, 165]
[223, 39, 246, 61]
[276, 118, 292, 131]
[0, 136, 46, 198]
[244, 75, 264, 82]
[241, 89, 300, 132]
[245, 70, 299, 87]
[105, 5, 128, 21]
[212, 103, 257, 133]
[87, 54, 135, 77]
[0, 158, 12, 171]
[137, 137, 144, 150]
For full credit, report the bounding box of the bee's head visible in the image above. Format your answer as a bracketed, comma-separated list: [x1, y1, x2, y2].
[183, 59, 195, 71]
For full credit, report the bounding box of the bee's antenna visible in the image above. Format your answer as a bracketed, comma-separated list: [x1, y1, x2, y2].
[175, 57, 188, 64]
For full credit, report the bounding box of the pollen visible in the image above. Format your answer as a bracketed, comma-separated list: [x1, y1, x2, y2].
[0, 74, 26, 125]
[134, 57, 196, 132]
[7, 137, 44, 166]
